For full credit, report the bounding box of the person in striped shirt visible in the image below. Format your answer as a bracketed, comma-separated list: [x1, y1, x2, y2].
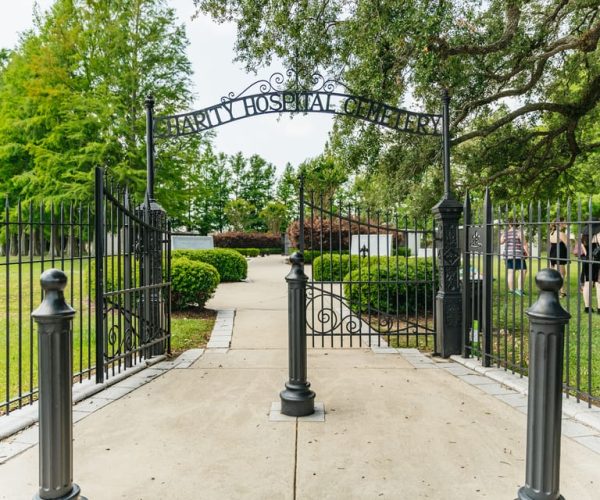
[500, 221, 529, 296]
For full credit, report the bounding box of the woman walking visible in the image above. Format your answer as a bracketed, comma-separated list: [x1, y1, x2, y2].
[579, 228, 600, 314]
[501, 221, 529, 296]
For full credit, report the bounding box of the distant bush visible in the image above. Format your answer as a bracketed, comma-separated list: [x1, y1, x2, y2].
[172, 249, 247, 281]
[213, 231, 282, 249]
[171, 258, 220, 310]
[233, 248, 260, 257]
[259, 247, 283, 255]
[343, 258, 434, 316]
[393, 247, 411, 257]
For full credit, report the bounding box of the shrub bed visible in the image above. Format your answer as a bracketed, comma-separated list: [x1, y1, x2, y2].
[343, 258, 434, 316]
[171, 258, 220, 310]
[213, 231, 282, 249]
[233, 248, 260, 257]
[172, 249, 247, 281]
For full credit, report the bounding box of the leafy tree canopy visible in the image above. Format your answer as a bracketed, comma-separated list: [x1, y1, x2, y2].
[196, 0, 600, 210]
[0, 0, 203, 219]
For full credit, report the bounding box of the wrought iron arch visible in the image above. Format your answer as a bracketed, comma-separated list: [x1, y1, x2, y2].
[144, 68, 451, 200]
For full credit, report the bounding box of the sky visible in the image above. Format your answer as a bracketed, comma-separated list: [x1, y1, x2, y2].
[0, 0, 334, 175]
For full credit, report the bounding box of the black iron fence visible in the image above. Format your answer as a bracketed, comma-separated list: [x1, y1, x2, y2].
[1, 169, 171, 414]
[296, 187, 437, 349]
[1, 199, 95, 414]
[463, 190, 600, 406]
[94, 167, 171, 382]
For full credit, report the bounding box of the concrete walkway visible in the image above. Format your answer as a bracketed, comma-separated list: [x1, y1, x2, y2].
[1, 256, 600, 499]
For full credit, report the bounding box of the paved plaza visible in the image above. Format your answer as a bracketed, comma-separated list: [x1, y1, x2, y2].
[1, 256, 600, 499]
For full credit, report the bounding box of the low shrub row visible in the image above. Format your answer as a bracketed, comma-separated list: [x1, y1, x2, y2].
[172, 249, 247, 282]
[213, 231, 283, 249]
[234, 248, 260, 257]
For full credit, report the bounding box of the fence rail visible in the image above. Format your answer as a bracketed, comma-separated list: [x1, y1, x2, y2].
[463, 190, 600, 406]
[1, 169, 172, 415]
[1, 199, 95, 414]
[298, 188, 437, 349]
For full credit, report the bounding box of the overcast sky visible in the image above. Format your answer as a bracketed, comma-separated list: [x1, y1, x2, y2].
[0, 0, 334, 175]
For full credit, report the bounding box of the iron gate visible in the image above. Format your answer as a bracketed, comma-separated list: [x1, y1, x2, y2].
[296, 183, 437, 348]
[94, 167, 171, 382]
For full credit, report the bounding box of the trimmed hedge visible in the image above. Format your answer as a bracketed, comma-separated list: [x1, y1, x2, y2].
[172, 249, 247, 282]
[312, 254, 402, 282]
[312, 254, 366, 282]
[171, 258, 220, 310]
[260, 247, 284, 255]
[213, 231, 282, 249]
[234, 248, 260, 257]
[290, 249, 349, 264]
[343, 258, 434, 316]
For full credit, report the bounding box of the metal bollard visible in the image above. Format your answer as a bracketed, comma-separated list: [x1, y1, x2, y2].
[32, 269, 85, 500]
[280, 252, 315, 416]
[517, 268, 570, 500]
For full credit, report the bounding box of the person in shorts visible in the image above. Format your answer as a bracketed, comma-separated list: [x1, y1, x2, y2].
[549, 220, 569, 297]
[501, 221, 529, 296]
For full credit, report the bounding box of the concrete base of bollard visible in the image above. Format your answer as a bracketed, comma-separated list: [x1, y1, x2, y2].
[33, 482, 86, 500]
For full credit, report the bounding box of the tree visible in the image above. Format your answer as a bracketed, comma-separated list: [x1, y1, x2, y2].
[299, 154, 348, 206]
[0, 0, 203, 219]
[226, 151, 276, 230]
[260, 201, 288, 234]
[196, 0, 600, 207]
[225, 198, 256, 231]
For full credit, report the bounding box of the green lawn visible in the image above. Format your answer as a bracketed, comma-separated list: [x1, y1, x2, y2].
[170, 308, 216, 355]
[0, 259, 95, 412]
[469, 255, 600, 404]
[1, 259, 216, 413]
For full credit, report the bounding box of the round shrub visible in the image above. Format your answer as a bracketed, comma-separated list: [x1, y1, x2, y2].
[343, 258, 434, 316]
[171, 257, 220, 310]
[172, 249, 247, 281]
[312, 254, 372, 282]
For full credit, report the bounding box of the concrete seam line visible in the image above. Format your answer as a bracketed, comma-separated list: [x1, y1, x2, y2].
[448, 355, 600, 437]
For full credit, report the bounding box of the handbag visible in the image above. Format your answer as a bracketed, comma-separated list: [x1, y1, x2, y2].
[593, 245, 600, 261]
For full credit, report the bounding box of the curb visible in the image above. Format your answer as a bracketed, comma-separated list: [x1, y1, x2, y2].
[206, 309, 235, 350]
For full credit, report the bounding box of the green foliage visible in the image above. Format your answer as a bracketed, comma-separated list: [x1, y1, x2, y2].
[259, 201, 288, 234]
[343, 258, 434, 316]
[172, 249, 247, 282]
[225, 198, 256, 232]
[0, 0, 203, 218]
[259, 247, 283, 256]
[299, 154, 348, 206]
[393, 247, 411, 257]
[312, 254, 368, 282]
[299, 249, 348, 264]
[233, 248, 260, 257]
[198, 0, 600, 209]
[171, 258, 220, 311]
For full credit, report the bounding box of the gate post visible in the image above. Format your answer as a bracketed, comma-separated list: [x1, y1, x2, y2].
[432, 90, 463, 357]
[137, 194, 167, 357]
[32, 269, 85, 500]
[517, 268, 570, 500]
[140, 95, 167, 356]
[481, 188, 493, 367]
[94, 167, 104, 383]
[280, 252, 315, 416]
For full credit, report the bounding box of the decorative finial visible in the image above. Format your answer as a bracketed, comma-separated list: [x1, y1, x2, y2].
[535, 268, 563, 292]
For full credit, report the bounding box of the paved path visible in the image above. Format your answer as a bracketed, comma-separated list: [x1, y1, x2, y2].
[1, 256, 600, 499]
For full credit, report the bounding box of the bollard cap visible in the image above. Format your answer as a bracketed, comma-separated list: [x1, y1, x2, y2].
[32, 269, 76, 321]
[526, 268, 570, 322]
[286, 252, 308, 282]
[289, 252, 304, 266]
